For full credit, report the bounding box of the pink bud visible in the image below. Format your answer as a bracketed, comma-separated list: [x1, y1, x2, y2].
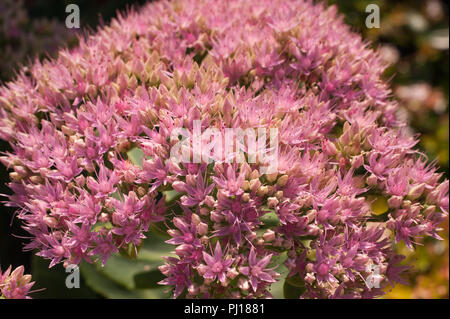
[322, 139, 338, 156]
[197, 222, 208, 236]
[172, 181, 186, 193]
[238, 278, 249, 291]
[204, 195, 215, 208]
[366, 174, 378, 186]
[387, 196, 403, 209]
[210, 211, 223, 222]
[351, 154, 364, 168]
[267, 197, 279, 208]
[263, 229, 275, 242]
[175, 244, 191, 256]
[407, 183, 425, 200]
[75, 175, 85, 187]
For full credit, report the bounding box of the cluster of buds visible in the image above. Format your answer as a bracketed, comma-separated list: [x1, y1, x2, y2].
[0, 0, 447, 298]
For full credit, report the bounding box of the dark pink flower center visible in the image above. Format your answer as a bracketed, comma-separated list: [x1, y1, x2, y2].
[343, 257, 353, 268]
[99, 182, 110, 193]
[232, 202, 241, 211]
[251, 266, 262, 277]
[183, 233, 194, 243]
[212, 262, 223, 273]
[317, 263, 329, 276]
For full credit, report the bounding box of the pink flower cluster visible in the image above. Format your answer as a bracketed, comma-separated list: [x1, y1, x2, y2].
[0, 0, 448, 298]
[0, 266, 35, 299]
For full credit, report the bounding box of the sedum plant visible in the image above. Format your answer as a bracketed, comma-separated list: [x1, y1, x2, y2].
[0, 0, 448, 299]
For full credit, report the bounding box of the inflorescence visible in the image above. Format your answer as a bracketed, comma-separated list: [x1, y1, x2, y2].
[0, 0, 448, 299]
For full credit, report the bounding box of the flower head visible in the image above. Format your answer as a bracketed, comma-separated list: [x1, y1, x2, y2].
[0, 0, 447, 299]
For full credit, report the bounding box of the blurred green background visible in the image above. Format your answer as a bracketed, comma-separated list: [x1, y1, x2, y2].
[0, 0, 448, 299]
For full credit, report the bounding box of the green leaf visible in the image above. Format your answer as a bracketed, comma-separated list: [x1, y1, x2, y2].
[268, 263, 288, 299]
[110, 190, 123, 201]
[79, 230, 174, 299]
[80, 262, 144, 299]
[267, 251, 288, 269]
[31, 255, 98, 299]
[260, 211, 280, 227]
[148, 222, 171, 239]
[368, 195, 389, 216]
[285, 274, 306, 288]
[134, 270, 165, 289]
[164, 189, 181, 203]
[283, 279, 306, 299]
[127, 147, 145, 168]
[138, 231, 174, 260]
[98, 255, 157, 290]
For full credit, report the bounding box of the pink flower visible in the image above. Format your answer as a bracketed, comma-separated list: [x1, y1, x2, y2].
[239, 247, 277, 292]
[87, 165, 120, 198]
[200, 243, 233, 284]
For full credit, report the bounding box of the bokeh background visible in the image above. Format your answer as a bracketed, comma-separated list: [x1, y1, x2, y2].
[0, 0, 448, 298]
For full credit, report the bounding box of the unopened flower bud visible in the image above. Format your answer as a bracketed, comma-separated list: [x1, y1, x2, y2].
[61, 125, 75, 136]
[387, 195, 403, 209]
[14, 165, 28, 177]
[275, 190, 283, 200]
[250, 178, 261, 192]
[263, 229, 276, 242]
[137, 187, 146, 197]
[242, 193, 250, 202]
[175, 244, 191, 256]
[402, 200, 412, 209]
[221, 278, 230, 287]
[172, 181, 186, 193]
[267, 196, 279, 208]
[200, 236, 209, 245]
[366, 174, 378, 186]
[322, 139, 338, 156]
[9, 172, 22, 181]
[43, 216, 58, 228]
[304, 273, 316, 284]
[423, 205, 436, 216]
[306, 263, 314, 273]
[277, 174, 289, 187]
[197, 264, 208, 276]
[241, 180, 250, 191]
[167, 229, 181, 237]
[238, 277, 249, 291]
[191, 213, 201, 225]
[306, 209, 317, 222]
[250, 169, 260, 180]
[407, 183, 425, 200]
[186, 175, 196, 187]
[29, 175, 43, 184]
[124, 170, 136, 183]
[75, 175, 85, 187]
[188, 283, 199, 295]
[210, 210, 223, 222]
[199, 207, 210, 216]
[257, 185, 269, 197]
[266, 172, 278, 183]
[351, 154, 364, 168]
[204, 195, 215, 208]
[197, 222, 208, 236]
